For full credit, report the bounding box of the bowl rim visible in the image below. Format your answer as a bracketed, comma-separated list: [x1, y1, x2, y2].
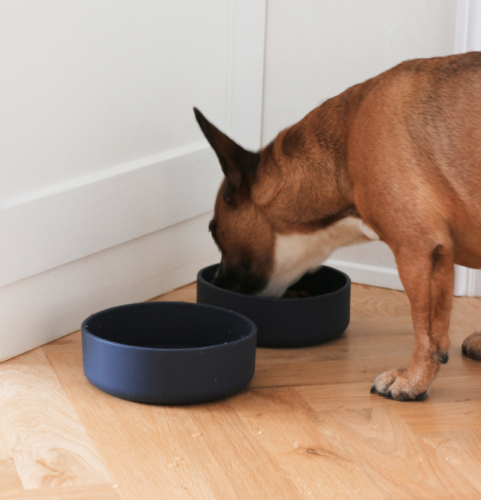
[197, 264, 351, 302]
[81, 301, 257, 352]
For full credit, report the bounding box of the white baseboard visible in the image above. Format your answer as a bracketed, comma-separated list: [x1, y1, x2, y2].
[0, 212, 219, 363]
[325, 258, 404, 291]
[328, 259, 481, 297]
[454, 264, 481, 297]
[0, 142, 222, 288]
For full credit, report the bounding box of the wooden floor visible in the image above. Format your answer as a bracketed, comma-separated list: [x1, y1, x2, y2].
[1, 283, 480, 499]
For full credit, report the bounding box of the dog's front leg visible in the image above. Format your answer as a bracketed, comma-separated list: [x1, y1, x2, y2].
[371, 243, 454, 401]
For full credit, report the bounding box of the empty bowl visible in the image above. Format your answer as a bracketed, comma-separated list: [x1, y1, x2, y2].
[197, 265, 350, 347]
[82, 302, 256, 405]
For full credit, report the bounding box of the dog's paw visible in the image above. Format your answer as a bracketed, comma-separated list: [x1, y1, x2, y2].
[462, 331, 481, 361]
[370, 368, 429, 402]
[370, 368, 405, 395]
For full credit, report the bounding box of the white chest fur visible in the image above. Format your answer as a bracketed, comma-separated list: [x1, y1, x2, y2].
[258, 217, 379, 297]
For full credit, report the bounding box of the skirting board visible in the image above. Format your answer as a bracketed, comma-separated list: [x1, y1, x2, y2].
[325, 258, 404, 291]
[327, 259, 481, 297]
[0, 212, 219, 362]
[0, 142, 222, 288]
[454, 264, 481, 297]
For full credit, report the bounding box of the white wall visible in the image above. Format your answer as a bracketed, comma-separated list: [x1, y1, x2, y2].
[0, 0, 465, 360]
[0, 1, 228, 290]
[262, 0, 457, 290]
[0, 0, 266, 360]
[0, 1, 230, 201]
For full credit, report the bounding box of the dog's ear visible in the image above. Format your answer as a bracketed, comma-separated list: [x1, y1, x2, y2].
[194, 108, 259, 193]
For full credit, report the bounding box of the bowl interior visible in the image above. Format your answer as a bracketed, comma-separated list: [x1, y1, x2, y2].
[83, 303, 254, 349]
[200, 265, 347, 298]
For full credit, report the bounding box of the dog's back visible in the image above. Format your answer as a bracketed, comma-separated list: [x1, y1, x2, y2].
[348, 52, 481, 268]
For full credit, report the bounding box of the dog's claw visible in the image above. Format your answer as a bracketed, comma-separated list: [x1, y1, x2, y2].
[414, 390, 429, 401]
[370, 368, 430, 401]
[438, 351, 449, 364]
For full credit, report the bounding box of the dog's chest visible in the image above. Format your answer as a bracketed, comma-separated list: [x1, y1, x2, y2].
[260, 217, 379, 297]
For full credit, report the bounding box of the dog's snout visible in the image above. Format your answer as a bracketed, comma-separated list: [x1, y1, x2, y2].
[212, 264, 267, 296]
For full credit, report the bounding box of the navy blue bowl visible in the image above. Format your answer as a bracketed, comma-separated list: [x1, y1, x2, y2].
[197, 265, 350, 347]
[81, 302, 256, 405]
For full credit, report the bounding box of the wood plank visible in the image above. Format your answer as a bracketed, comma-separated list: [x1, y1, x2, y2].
[151, 403, 304, 500]
[46, 351, 213, 500]
[229, 387, 479, 499]
[151, 282, 197, 303]
[350, 284, 411, 319]
[312, 405, 479, 499]
[0, 460, 23, 491]
[391, 400, 481, 433]
[297, 376, 481, 433]
[423, 430, 481, 494]
[0, 349, 111, 489]
[449, 297, 481, 335]
[253, 353, 408, 389]
[42, 332, 82, 355]
[229, 387, 391, 499]
[338, 315, 413, 338]
[0, 484, 122, 499]
[253, 341, 480, 389]
[45, 349, 303, 500]
[254, 333, 413, 368]
[0, 433, 9, 460]
[375, 285, 481, 332]
[297, 375, 481, 409]
[0, 432, 22, 491]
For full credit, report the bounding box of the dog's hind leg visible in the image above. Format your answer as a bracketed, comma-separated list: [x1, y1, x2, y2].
[371, 241, 454, 401]
[462, 331, 481, 360]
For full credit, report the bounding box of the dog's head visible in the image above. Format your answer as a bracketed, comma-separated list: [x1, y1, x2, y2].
[194, 107, 372, 297]
[194, 108, 276, 295]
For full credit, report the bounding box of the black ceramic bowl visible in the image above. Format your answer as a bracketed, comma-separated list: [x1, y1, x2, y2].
[197, 265, 350, 347]
[81, 302, 256, 405]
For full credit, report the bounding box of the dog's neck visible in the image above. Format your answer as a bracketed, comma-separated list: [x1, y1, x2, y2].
[253, 93, 358, 234]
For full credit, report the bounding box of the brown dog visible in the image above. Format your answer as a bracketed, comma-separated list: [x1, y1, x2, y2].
[194, 52, 481, 401]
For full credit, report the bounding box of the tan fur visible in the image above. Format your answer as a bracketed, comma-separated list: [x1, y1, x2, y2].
[212, 182, 275, 279]
[196, 52, 481, 401]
